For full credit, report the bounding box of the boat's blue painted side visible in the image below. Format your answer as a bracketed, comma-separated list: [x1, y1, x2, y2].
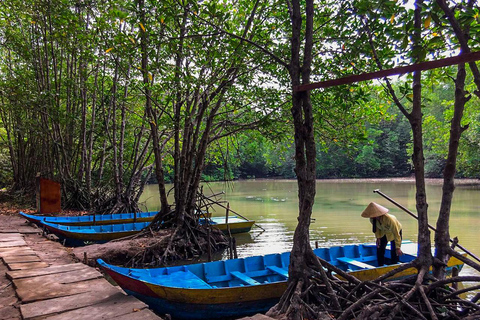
[42, 221, 150, 246]
[123, 288, 279, 320]
[19, 211, 158, 226]
[97, 241, 462, 319]
[22, 211, 256, 246]
[43, 221, 151, 233]
[19, 211, 45, 226]
[20, 211, 253, 234]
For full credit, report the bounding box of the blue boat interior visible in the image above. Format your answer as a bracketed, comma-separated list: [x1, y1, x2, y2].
[101, 242, 417, 290]
[21, 211, 159, 224]
[51, 211, 158, 223]
[44, 221, 151, 233]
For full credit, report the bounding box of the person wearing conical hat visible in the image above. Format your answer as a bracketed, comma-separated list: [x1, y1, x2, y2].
[362, 202, 403, 266]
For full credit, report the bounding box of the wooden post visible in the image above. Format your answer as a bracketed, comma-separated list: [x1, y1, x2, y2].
[233, 237, 238, 259]
[315, 241, 319, 249]
[226, 203, 234, 259]
[208, 200, 265, 231]
[294, 51, 480, 92]
[225, 203, 230, 235]
[452, 267, 459, 290]
[207, 227, 212, 262]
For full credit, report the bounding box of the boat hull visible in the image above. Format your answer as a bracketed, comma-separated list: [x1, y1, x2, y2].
[22, 211, 256, 246]
[19, 212, 44, 226]
[203, 216, 255, 234]
[20, 212, 253, 234]
[97, 241, 466, 320]
[340, 255, 464, 281]
[43, 221, 150, 246]
[102, 267, 284, 319]
[19, 211, 158, 226]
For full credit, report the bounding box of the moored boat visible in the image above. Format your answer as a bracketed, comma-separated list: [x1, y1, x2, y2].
[97, 241, 465, 320]
[200, 216, 255, 234]
[38, 215, 255, 246]
[19, 211, 158, 226]
[42, 221, 151, 246]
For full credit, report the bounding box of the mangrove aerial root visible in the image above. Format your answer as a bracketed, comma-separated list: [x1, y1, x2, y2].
[105, 190, 230, 267]
[267, 257, 480, 320]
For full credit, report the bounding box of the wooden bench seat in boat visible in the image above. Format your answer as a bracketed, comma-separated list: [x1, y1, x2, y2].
[358, 255, 376, 262]
[131, 269, 212, 289]
[266, 266, 288, 278]
[230, 271, 260, 285]
[336, 257, 375, 270]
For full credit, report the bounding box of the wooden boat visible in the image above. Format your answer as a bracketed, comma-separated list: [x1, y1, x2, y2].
[21, 211, 253, 234]
[19, 211, 158, 226]
[200, 216, 255, 234]
[42, 221, 151, 246]
[39, 215, 254, 246]
[97, 241, 465, 320]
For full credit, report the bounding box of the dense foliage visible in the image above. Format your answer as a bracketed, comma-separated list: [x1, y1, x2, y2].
[202, 76, 480, 180]
[2, 0, 480, 318]
[1, 0, 480, 204]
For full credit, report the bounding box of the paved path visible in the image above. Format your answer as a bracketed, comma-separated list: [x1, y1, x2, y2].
[0, 215, 162, 320]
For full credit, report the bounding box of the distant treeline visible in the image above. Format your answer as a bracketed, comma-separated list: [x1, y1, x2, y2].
[154, 104, 480, 183]
[198, 79, 480, 182]
[188, 117, 414, 181]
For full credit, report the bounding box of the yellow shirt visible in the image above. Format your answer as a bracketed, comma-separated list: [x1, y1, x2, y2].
[374, 214, 402, 248]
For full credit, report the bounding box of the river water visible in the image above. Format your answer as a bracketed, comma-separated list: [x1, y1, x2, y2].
[139, 179, 480, 277]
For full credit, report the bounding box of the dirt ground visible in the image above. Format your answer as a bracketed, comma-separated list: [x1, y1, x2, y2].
[72, 229, 173, 267]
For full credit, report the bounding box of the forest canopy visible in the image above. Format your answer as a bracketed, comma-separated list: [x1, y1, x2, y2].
[1, 0, 480, 205]
[2, 0, 480, 319]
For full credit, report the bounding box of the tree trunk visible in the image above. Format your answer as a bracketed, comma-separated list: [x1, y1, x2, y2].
[138, 0, 169, 213]
[288, 0, 316, 287]
[432, 0, 475, 278]
[268, 1, 318, 318]
[434, 63, 468, 278]
[407, 0, 432, 268]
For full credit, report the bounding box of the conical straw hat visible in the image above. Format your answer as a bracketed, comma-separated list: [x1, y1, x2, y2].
[361, 202, 389, 218]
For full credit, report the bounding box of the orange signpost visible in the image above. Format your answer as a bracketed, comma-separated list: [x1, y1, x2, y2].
[36, 177, 61, 214]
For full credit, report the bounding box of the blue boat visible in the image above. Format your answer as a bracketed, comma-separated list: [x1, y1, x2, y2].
[199, 216, 255, 234]
[19, 212, 254, 234]
[19, 211, 159, 226]
[42, 221, 151, 246]
[39, 216, 255, 246]
[97, 241, 465, 319]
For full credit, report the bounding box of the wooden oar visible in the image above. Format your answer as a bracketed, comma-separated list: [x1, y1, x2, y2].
[373, 189, 480, 264]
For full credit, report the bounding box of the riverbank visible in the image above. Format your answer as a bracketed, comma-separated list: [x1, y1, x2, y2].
[247, 177, 480, 185]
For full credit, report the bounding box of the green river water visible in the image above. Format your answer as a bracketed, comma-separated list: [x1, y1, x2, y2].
[139, 179, 480, 277]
